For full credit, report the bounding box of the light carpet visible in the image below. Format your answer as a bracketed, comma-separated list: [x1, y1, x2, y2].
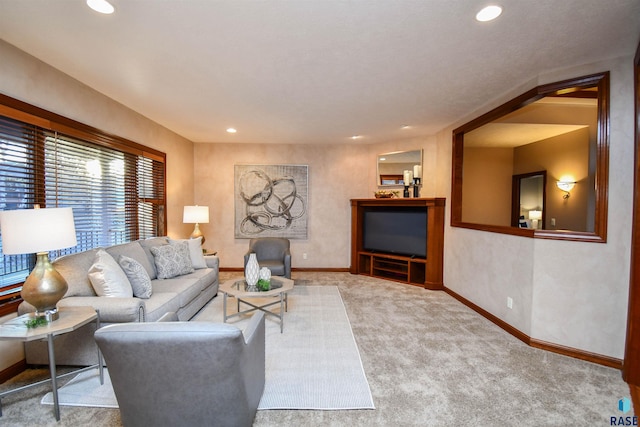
[195, 285, 375, 410]
[42, 368, 116, 408]
[42, 285, 375, 411]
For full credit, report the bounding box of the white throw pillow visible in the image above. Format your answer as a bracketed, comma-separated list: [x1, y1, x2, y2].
[169, 237, 206, 269]
[151, 241, 194, 279]
[118, 255, 153, 299]
[88, 250, 133, 297]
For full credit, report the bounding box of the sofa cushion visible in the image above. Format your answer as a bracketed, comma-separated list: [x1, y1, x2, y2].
[119, 255, 153, 299]
[152, 277, 202, 309]
[106, 241, 156, 281]
[89, 250, 133, 298]
[169, 237, 206, 269]
[139, 237, 169, 279]
[150, 242, 194, 279]
[142, 291, 182, 322]
[54, 248, 100, 297]
[177, 268, 218, 293]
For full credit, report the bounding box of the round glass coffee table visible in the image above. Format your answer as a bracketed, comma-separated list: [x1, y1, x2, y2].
[219, 277, 294, 333]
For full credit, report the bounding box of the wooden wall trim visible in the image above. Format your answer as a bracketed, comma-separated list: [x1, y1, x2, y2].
[0, 359, 27, 385]
[624, 35, 640, 387]
[444, 287, 623, 370]
[530, 338, 622, 369]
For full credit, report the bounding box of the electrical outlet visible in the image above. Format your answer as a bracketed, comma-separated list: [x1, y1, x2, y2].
[551, 218, 556, 227]
[303, 253, 308, 260]
[507, 297, 513, 309]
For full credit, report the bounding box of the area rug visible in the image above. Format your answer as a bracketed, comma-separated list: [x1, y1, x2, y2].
[195, 285, 375, 410]
[42, 286, 374, 411]
[41, 368, 117, 408]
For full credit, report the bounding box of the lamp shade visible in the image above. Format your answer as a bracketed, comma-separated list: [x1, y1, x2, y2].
[183, 206, 209, 224]
[528, 210, 542, 221]
[0, 207, 77, 254]
[556, 181, 575, 192]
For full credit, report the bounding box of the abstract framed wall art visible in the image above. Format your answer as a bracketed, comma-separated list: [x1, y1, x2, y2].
[234, 164, 308, 239]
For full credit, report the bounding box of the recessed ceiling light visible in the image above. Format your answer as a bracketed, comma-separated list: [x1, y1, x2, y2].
[86, 0, 115, 14]
[351, 135, 362, 140]
[226, 128, 237, 134]
[476, 5, 502, 22]
[401, 125, 411, 130]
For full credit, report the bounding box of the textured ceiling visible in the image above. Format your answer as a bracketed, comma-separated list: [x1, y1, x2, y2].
[0, 0, 638, 145]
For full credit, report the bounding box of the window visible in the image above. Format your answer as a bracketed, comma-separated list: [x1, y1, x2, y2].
[0, 95, 166, 314]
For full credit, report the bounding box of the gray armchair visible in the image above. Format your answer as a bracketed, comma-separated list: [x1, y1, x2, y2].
[244, 237, 291, 278]
[94, 312, 265, 427]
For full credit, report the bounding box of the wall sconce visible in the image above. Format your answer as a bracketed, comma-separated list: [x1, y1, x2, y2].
[556, 181, 576, 199]
[528, 210, 542, 229]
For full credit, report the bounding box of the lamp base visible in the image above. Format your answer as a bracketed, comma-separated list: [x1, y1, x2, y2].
[190, 223, 206, 245]
[21, 252, 68, 322]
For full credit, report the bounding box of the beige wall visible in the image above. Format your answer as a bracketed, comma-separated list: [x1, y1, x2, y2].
[462, 147, 514, 226]
[193, 143, 370, 269]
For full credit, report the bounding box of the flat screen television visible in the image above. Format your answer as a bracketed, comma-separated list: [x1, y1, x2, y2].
[362, 207, 427, 258]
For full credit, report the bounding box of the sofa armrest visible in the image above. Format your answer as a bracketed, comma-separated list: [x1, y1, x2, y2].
[204, 254, 219, 270]
[58, 297, 145, 323]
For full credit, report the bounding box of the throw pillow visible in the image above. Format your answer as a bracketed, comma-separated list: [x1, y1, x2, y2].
[150, 241, 194, 279]
[169, 237, 207, 269]
[118, 255, 153, 298]
[88, 249, 133, 298]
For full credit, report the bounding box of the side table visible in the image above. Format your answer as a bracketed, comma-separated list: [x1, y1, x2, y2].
[0, 306, 103, 421]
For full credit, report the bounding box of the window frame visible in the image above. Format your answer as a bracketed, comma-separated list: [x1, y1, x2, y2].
[0, 93, 166, 316]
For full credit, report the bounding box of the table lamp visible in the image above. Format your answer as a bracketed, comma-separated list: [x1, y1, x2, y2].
[0, 207, 77, 321]
[529, 210, 542, 229]
[183, 205, 209, 244]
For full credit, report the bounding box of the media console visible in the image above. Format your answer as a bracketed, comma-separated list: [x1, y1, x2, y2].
[350, 198, 445, 289]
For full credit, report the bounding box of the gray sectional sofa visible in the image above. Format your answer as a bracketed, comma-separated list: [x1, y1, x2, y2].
[18, 236, 219, 366]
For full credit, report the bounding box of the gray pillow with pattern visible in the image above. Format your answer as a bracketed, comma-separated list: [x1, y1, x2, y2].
[150, 241, 194, 279]
[118, 255, 153, 298]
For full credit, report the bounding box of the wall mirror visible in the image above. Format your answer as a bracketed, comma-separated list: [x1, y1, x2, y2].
[377, 149, 423, 186]
[451, 72, 609, 242]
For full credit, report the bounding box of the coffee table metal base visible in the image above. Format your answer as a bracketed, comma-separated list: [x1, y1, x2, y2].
[223, 292, 288, 333]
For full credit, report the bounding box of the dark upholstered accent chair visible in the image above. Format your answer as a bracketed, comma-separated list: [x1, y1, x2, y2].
[94, 312, 265, 427]
[244, 237, 291, 279]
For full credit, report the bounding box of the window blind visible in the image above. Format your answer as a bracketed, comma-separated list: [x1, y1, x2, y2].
[0, 102, 166, 310]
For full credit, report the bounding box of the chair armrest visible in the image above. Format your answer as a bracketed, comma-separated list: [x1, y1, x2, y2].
[242, 311, 265, 345]
[204, 254, 219, 269]
[58, 296, 145, 322]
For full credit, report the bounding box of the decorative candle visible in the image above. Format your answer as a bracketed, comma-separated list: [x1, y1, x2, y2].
[413, 165, 422, 179]
[403, 170, 410, 185]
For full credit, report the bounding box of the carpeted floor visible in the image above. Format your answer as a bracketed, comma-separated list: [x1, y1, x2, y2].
[0, 272, 634, 426]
